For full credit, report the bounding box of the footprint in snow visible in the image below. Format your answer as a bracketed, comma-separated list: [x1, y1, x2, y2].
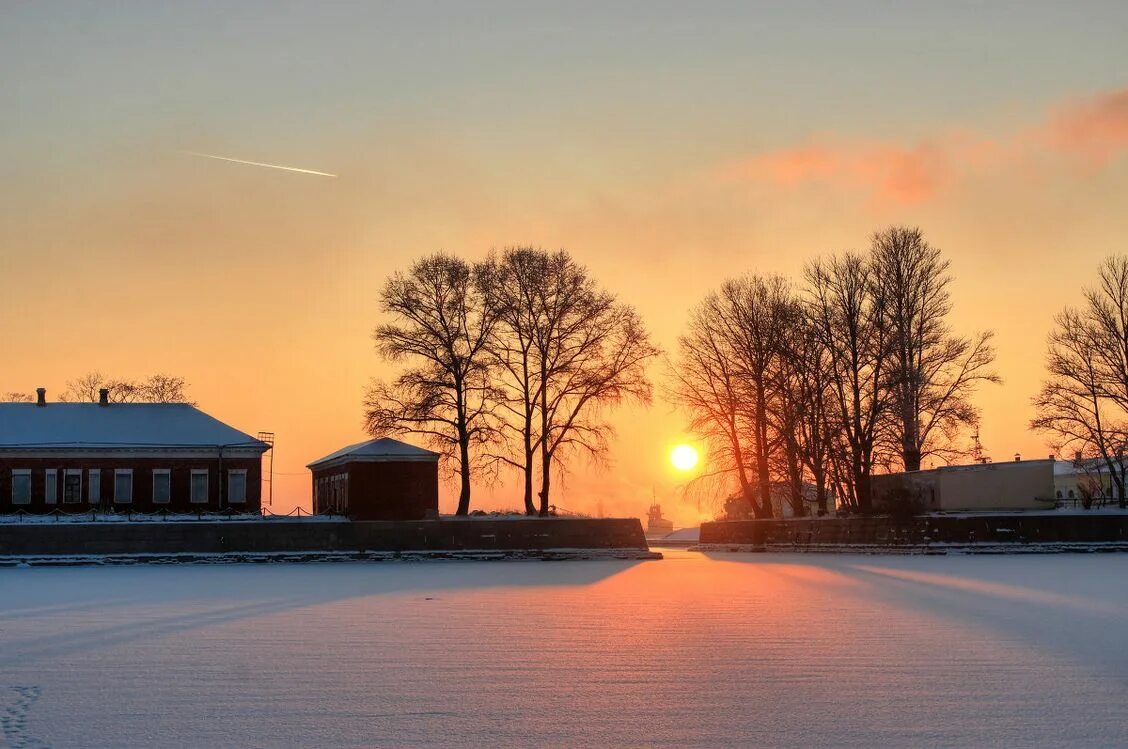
[1, 686, 49, 749]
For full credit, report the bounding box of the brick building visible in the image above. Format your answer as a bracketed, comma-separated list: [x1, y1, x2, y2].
[308, 438, 439, 520]
[0, 389, 271, 514]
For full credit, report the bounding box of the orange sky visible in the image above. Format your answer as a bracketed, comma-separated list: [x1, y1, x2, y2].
[2, 4, 1127, 525]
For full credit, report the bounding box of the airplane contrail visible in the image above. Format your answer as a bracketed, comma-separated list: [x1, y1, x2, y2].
[182, 151, 337, 177]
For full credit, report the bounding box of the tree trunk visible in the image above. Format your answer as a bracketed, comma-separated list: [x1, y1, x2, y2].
[741, 483, 759, 517]
[538, 361, 552, 516]
[815, 473, 828, 516]
[754, 383, 773, 519]
[522, 449, 536, 515]
[788, 448, 806, 517]
[538, 448, 551, 516]
[755, 457, 773, 519]
[855, 469, 872, 514]
[902, 447, 922, 473]
[456, 437, 472, 515]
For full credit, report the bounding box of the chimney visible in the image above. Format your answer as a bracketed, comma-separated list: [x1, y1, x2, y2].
[98, 388, 109, 406]
[35, 388, 46, 407]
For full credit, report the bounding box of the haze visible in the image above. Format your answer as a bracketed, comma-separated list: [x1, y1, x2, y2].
[3, 2, 1127, 523]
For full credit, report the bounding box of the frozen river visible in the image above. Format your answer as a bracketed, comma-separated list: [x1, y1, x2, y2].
[3, 550, 1127, 748]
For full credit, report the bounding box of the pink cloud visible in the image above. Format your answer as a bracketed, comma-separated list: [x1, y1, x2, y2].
[725, 138, 964, 206]
[1049, 87, 1128, 165]
[722, 86, 1128, 206]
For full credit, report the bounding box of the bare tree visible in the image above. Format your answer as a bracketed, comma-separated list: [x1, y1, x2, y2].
[483, 248, 548, 515]
[871, 226, 999, 471]
[1032, 257, 1128, 508]
[62, 372, 194, 403]
[668, 294, 759, 517]
[723, 276, 803, 519]
[3, 392, 33, 402]
[669, 276, 800, 518]
[775, 313, 837, 515]
[364, 253, 500, 516]
[63, 373, 113, 403]
[805, 252, 893, 513]
[140, 374, 193, 404]
[528, 251, 658, 515]
[1082, 257, 1128, 417]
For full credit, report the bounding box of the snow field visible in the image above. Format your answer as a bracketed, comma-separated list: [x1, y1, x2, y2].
[2, 551, 1127, 748]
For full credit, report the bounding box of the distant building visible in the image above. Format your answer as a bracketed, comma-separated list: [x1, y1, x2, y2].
[873, 458, 1057, 513]
[1052, 458, 1127, 504]
[721, 482, 835, 519]
[307, 437, 439, 520]
[646, 504, 674, 537]
[0, 388, 270, 514]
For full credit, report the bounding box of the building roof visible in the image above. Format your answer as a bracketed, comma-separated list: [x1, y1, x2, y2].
[0, 402, 269, 451]
[934, 458, 1055, 474]
[307, 437, 440, 469]
[1056, 457, 1128, 475]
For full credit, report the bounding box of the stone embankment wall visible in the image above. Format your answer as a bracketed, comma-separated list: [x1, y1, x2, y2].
[700, 515, 1128, 548]
[0, 518, 649, 556]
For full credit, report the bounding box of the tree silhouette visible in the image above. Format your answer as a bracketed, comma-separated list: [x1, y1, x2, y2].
[872, 226, 999, 471]
[483, 248, 550, 515]
[364, 253, 500, 516]
[62, 372, 194, 403]
[1032, 256, 1128, 507]
[670, 276, 803, 518]
[805, 252, 892, 513]
[520, 251, 657, 516]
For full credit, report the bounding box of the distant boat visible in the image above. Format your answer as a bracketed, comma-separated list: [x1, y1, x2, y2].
[646, 503, 674, 537]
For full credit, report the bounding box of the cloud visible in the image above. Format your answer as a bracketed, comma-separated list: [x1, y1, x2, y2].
[721, 86, 1128, 206]
[1049, 87, 1128, 165]
[727, 139, 960, 205]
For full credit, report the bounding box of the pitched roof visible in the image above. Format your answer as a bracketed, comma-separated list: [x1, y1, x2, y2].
[307, 437, 440, 469]
[0, 403, 269, 451]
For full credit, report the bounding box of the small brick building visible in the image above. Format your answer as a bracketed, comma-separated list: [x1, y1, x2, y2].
[0, 389, 270, 514]
[308, 438, 439, 520]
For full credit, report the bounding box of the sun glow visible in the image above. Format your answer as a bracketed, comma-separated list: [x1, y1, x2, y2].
[670, 443, 700, 472]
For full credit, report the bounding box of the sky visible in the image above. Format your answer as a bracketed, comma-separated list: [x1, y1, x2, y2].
[2, 2, 1127, 523]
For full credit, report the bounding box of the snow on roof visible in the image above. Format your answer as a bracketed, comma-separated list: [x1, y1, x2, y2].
[307, 437, 439, 469]
[0, 402, 269, 450]
[933, 458, 1055, 473]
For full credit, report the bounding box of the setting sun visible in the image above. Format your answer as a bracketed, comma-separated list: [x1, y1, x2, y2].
[670, 443, 700, 472]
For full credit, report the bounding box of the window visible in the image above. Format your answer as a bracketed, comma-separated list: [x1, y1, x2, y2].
[190, 470, 208, 504]
[11, 469, 31, 505]
[89, 469, 101, 504]
[152, 469, 171, 504]
[227, 469, 247, 504]
[45, 469, 58, 504]
[334, 473, 348, 513]
[64, 469, 83, 504]
[114, 469, 133, 504]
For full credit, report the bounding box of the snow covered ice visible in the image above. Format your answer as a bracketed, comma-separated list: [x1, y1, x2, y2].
[2, 550, 1127, 748]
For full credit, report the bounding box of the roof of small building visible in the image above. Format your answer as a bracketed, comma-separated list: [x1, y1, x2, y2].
[307, 437, 440, 469]
[0, 402, 269, 451]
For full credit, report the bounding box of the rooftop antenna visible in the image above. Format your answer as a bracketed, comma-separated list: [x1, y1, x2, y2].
[257, 431, 275, 507]
[970, 428, 990, 464]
